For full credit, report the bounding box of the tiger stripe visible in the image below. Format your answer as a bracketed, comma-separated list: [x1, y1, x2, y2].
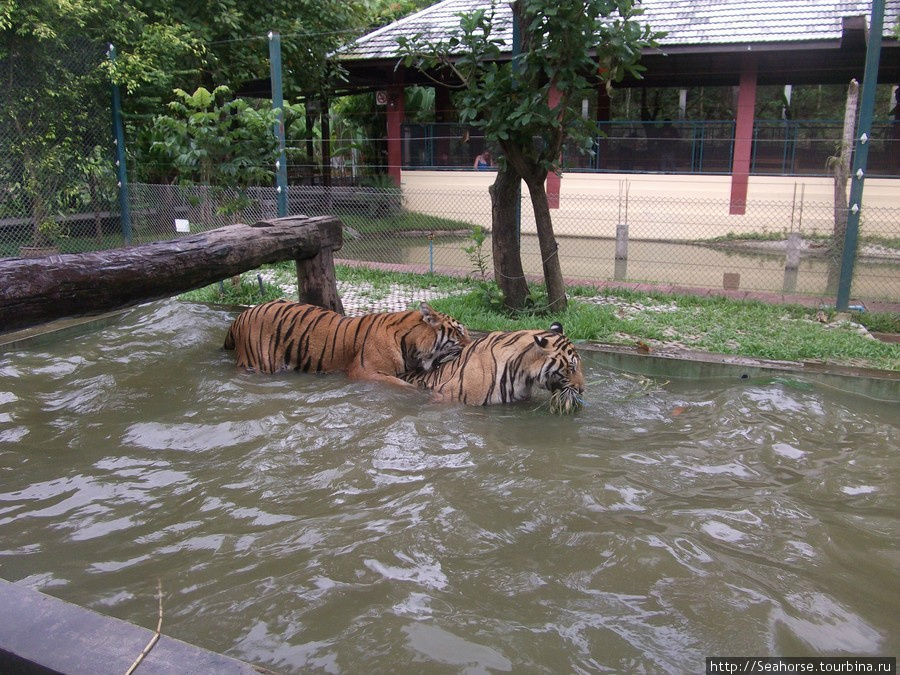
[224, 299, 470, 387]
[403, 326, 585, 406]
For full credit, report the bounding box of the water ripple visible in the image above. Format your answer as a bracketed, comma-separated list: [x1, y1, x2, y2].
[0, 299, 896, 672]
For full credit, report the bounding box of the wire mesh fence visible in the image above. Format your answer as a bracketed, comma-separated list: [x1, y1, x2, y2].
[127, 184, 281, 242]
[124, 179, 898, 306]
[312, 179, 900, 305]
[1, 32, 897, 309]
[4, 176, 898, 308]
[0, 37, 121, 259]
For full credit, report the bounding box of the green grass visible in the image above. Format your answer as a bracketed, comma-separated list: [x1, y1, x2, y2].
[427, 283, 900, 371]
[177, 265, 899, 371]
[179, 275, 284, 305]
[177, 263, 471, 305]
[850, 310, 900, 334]
[334, 264, 472, 292]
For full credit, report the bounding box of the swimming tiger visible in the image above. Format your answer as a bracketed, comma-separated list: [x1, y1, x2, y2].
[402, 322, 585, 406]
[224, 299, 470, 386]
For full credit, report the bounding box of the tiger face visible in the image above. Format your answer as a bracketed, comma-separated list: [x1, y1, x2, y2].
[533, 321, 585, 397]
[417, 302, 470, 370]
[402, 322, 585, 407]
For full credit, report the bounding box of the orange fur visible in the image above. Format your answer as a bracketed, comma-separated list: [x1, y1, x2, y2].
[404, 325, 585, 405]
[224, 300, 470, 386]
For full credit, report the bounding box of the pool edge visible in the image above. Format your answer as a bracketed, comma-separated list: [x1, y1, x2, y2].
[0, 578, 271, 675]
[580, 342, 899, 402]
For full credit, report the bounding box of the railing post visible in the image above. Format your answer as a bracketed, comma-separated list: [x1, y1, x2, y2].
[837, 0, 885, 310]
[107, 44, 132, 244]
[268, 31, 289, 217]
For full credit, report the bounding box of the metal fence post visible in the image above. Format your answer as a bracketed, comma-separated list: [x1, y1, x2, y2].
[107, 44, 132, 244]
[268, 31, 289, 218]
[836, 0, 885, 310]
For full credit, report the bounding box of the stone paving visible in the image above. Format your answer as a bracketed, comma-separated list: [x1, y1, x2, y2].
[257, 270, 466, 315]
[336, 281, 467, 314]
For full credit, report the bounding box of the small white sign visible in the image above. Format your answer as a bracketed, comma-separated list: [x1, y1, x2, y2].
[175, 218, 190, 233]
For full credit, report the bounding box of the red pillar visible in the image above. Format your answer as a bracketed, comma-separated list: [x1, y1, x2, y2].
[386, 85, 404, 186]
[730, 57, 757, 214]
[546, 85, 562, 209]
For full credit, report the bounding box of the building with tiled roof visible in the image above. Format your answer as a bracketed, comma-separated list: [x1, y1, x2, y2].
[341, 0, 899, 88]
[336, 1, 899, 208]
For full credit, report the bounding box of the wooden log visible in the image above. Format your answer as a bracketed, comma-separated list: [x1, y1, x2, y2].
[0, 215, 343, 334]
[297, 245, 345, 314]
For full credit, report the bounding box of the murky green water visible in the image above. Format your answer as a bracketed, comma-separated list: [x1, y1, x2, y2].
[1, 300, 897, 673]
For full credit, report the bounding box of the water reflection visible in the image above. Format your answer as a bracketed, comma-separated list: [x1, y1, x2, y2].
[0, 300, 897, 672]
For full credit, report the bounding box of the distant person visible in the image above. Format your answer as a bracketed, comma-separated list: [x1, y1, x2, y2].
[473, 150, 493, 170]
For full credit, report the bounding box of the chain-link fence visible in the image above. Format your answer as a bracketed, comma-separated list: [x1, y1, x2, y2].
[7, 174, 898, 306]
[233, 179, 895, 305]
[0, 37, 123, 259]
[2, 35, 897, 309]
[121, 178, 896, 306]
[127, 184, 281, 242]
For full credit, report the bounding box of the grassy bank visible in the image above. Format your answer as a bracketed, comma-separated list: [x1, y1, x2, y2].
[179, 264, 899, 371]
[429, 286, 899, 371]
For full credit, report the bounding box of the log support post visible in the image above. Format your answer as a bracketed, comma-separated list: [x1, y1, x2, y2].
[295, 216, 344, 314]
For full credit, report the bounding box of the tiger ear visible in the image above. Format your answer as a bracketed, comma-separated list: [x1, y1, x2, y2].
[420, 302, 440, 327]
[549, 322, 564, 335]
[534, 334, 550, 350]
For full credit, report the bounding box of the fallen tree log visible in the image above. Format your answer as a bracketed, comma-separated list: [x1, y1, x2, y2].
[0, 215, 344, 334]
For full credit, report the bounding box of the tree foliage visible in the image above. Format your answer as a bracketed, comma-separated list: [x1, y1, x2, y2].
[399, 0, 661, 310]
[0, 0, 124, 238]
[149, 85, 281, 186]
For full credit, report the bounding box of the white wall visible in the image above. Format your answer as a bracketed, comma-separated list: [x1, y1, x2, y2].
[401, 170, 898, 240]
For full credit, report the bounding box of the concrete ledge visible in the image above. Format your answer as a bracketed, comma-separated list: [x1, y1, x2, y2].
[0, 579, 266, 675]
[579, 342, 900, 402]
[0, 309, 133, 352]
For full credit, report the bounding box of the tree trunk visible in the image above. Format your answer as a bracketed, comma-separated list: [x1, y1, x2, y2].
[489, 165, 529, 309]
[0, 215, 343, 334]
[523, 174, 568, 312]
[832, 79, 859, 256]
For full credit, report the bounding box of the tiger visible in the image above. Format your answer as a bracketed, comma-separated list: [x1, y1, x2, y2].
[402, 322, 585, 406]
[223, 299, 471, 387]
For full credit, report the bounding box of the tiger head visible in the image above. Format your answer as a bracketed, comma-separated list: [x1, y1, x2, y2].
[414, 302, 471, 370]
[533, 322, 585, 397]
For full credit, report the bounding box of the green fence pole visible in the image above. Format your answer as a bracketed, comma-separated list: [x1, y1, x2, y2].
[268, 31, 289, 218]
[836, 0, 885, 310]
[107, 44, 132, 244]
